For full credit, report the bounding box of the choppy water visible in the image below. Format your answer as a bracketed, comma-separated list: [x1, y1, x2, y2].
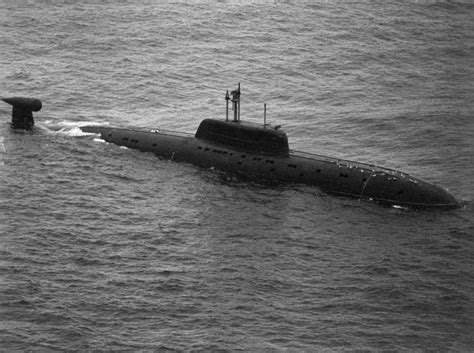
[1, 1, 473, 351]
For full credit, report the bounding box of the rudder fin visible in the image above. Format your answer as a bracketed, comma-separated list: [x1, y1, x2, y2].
[2, 97, 42, 130]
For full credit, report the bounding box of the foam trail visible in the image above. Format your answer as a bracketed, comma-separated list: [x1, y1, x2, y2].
[0, 136, 5, 153]
[0, 136, 5, 167]
[41, 120, 109, 137]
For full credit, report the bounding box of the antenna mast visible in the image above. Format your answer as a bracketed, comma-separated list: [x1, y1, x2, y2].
[225, 90, 230, 121]
[264, 103, 267, 127]
[230, 83, 241, 122]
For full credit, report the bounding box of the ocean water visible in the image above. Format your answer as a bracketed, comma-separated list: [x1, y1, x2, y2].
[1, 1, 473, 351]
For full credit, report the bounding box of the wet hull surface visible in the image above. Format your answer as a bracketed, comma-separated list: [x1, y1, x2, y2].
[81, 125, 460, 210]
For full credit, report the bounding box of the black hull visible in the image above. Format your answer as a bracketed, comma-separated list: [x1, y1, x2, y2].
[81, 125, 459, 210]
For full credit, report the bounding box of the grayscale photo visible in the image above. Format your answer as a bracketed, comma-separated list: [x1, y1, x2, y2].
[1, 0, 473, 351]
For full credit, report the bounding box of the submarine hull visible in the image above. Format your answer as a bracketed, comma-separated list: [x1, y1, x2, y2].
[81, 125, 459, 210]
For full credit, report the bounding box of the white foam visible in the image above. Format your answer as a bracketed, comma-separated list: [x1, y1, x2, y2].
[392, 204, 409, 211]
[62, 126, 93, 137]
[40, 120, 109, 137]
[58, 120, 103, 128]
[0, 136, 5, 153]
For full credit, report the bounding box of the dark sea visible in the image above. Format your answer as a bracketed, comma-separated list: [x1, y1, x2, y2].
[1, 1, 473, 351]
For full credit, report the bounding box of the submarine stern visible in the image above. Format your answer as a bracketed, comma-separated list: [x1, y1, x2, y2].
[2, 97, 42, 130]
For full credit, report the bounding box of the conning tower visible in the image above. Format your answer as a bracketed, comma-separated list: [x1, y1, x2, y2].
[195, 84, 289, 156]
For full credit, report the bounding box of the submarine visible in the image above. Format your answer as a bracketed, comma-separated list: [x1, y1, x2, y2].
[80, 84, 459, 210]
[2, 86, 460, 209]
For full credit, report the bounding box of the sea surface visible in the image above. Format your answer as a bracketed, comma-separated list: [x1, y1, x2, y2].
[1, 1, 473, 351]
